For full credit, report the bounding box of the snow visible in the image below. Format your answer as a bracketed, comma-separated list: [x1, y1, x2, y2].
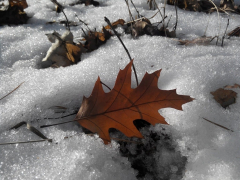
[1, 0, 240, 179]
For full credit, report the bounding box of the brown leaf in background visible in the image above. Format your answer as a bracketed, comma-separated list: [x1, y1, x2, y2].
[75, 60, 194, 144]
[83, 27, 112, 52]
[211, 88, 237, 108]
[65, 43, 82, 63]
[224, 83, 240, 89]
[104, 19, 125, 30]
[9, 0, 28, 9]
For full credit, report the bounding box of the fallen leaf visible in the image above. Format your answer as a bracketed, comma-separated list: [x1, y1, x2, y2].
[224, 83, 240, 89]
[211, 88, 237, 108]
[42, 30, 84, 67]
[75, 60, 193, 144]
[9, 0, 28, 9]
[104, 19, 125, 30]
[82, 27, 112, 52]
[65, 43, 82, 63]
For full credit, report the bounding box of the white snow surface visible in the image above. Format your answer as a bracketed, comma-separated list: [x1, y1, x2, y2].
[1, 0, 240, 179]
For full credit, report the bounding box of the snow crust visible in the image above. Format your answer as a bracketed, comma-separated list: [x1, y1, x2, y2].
[1, 0, 240, 179]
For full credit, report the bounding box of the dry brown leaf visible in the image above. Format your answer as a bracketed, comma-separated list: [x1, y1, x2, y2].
[104, 19, 125, 30]
[75, 60, 194, 144]
[9, 0, 28, 9]
[211, 88, 237, 108]
[83, 27, 112, 52]
[65, 43, 82, 63]
[224, 83, 240, 89]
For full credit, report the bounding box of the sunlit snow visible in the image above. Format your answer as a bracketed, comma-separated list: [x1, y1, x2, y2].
[1, 0, 240, 179]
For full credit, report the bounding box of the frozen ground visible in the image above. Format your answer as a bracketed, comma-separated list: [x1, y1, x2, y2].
[1, 0, 240, 179]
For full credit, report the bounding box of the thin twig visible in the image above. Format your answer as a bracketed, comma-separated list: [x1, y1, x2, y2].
[130, 0, 140, 18]
[104, 17, 139, 86]
[155, 15, 168, 26]
[153, 0, 164, 20]
[148, 10, 159, 19]
[125, 0, 134, 22]
[100, 81, 112, 91]
[221, 19, 229, 47]
[173, 0, 178, 31]
[0, 82, 24, 101]
[75, 14, 91, 32]
[203, 16, 210, 37]
[40, 119, 77, 128]
[62, 10, 70, 31]
[9, 121, 52, 142]
[0, 139, 52, 146]
[81, 28, 87, 37]
[42, 112, 77, 120]
[51, 0, 70, 31]
[207, 0, 220, 45]
[166, 15, 172, 29]
[202, 117, 233, 132]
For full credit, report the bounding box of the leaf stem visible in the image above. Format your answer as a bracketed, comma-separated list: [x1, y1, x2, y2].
[0, 139, 51, 146]
[104, 17, 139, 86]
[0, 82, 24, 101]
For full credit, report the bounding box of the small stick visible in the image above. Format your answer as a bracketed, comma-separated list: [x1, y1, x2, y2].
[163, 0, 167, 36]
[155, 15, 168, 27]
[81, 28, 87, 37]
[104, 17, 139, 86]
[100, 81, 112, 91]
[0, 139, 52, 146]
[166, 15, 172, 29]
[125, 0, 134, 22]
[130, 0, 141, 18]
[0, 82, 24, 101]
[42, 112, 77, 120]
[173, 0, 178, 31]
[202, 117, 233, 132]
[75, 14, 91, 32]
[9, 121, 52, 142]
[148, 10, 160, 19]
[40, 119, 77, 128]
[153, 0, 164, 20]
[203, 16, 210, 37]
[62, 10, 70, 31]
[51, 0, 70, 31]
[221, 19, 229, 47]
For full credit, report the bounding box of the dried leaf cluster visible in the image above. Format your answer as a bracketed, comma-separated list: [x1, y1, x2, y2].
[42, 31, 85, 68]
[80, 27, 112, 52]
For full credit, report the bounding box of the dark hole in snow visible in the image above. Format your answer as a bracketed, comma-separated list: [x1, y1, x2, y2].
[117, 120, 187, 180]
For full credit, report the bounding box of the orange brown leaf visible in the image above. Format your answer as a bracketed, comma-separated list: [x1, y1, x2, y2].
[104, 19, 125, 30]
[65, 43, 82, 63]
[9, 0, 28, 9]
[75, 60, 193, 144]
